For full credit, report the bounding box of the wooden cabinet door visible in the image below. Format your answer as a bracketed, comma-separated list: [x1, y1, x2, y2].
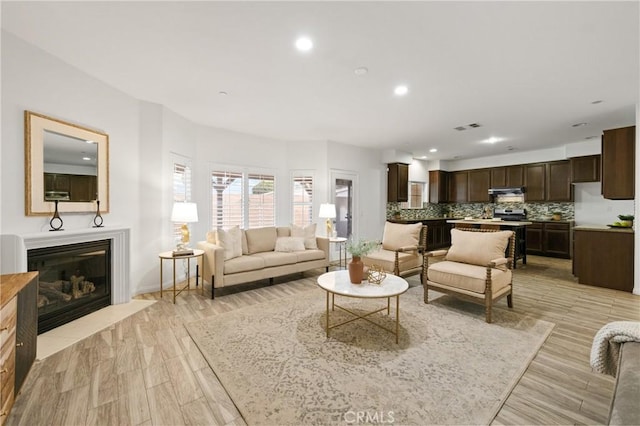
[544, 223, 571, 258]
[448, 171, 468, 203]
[15, 276, 37, 394]
[506, 165, 524, 187]
[490, 167, 506, 188]
[571, 155, 600, 183]
[602, 126, 635, 199]
[525, 222, 544, 255]
[468, 169, 491, 202]
[524, 164, 546, 201]
[387, 163, 409, 202]
[428, 170, 448, 203]
[546, 160, 572, 201]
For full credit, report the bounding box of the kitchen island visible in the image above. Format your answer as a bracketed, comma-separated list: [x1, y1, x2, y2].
[446, 219, 532, 267]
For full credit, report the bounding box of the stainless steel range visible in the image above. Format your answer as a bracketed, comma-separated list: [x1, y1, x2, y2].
[493, 208, 527, 221]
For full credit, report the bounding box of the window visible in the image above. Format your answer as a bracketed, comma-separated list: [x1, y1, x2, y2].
[211, 169, 276, 229]
[248, 173, 275, 228]
[409, 182, 425, 208]
[211, 170, 244, 229]
[172, 158, 193, 243]
[292, 175, 313, 227]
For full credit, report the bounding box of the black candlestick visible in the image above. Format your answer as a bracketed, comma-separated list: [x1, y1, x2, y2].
[93, 200, 104, 228]
[49, 200, 64, 231]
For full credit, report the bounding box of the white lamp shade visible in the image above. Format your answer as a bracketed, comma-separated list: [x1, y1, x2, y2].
[171, 202, 199, 223]
[318, 203, 336, 219]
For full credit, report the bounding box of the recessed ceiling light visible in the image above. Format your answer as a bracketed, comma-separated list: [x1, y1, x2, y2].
[86, 140, 95, 144]
[585, 135, 599, 140]
[591, 100, 603, 104]
[394, 85, 408, 96]
[572, 122, 588, 127]
[429, 148, 437, 153]
[218, 91, 228, 96]
[295, 37, 313, 52]
[354, 67, 368, 76]
[482, 137, 503, 144]
[82, 157, 91, 161]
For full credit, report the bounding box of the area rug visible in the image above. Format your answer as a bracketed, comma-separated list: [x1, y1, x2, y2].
[185, 286, 554, 425]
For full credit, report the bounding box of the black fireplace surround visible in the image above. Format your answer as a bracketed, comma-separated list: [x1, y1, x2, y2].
[28, 239, 111, 334]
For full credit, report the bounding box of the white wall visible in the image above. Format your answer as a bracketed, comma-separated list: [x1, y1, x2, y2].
[573, 183, 635, 226]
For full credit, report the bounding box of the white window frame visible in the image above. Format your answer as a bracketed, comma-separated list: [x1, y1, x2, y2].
[291, 171, 314, 227]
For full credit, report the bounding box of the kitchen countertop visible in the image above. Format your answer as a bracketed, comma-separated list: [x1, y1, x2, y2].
[446, 219, 533, 226]
[574, 225, 634, 233]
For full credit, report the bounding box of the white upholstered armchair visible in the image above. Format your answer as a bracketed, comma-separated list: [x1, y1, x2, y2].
[361, 221, 427, 281]
[424, 228, 515, 323]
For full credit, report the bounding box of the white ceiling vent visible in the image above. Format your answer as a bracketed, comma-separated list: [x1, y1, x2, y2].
[454, 123, 482, 131]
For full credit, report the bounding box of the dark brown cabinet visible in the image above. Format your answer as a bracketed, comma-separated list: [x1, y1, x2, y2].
[573, 228, 634, 292]
[506, 165, 525, 187]
[44, 173, 97, 202]
[429, 170, 449, 203]
[448, 171, 468, 203]
[490, 167, 506, 187]
[571, 155, 600, 183]
[423, 219, 453, 250]
[602, 126, 635, 200]
[387, 163, 409, 202]
[546, 160, 572, 201]
[526, 221, 571, 258]
[468, 169, 491, 202]
[524, 163, 546, 201]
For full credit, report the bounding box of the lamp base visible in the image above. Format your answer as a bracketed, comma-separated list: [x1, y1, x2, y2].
[325, 218, 333, 238]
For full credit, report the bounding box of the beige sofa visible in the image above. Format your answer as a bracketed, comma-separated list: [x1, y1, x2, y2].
[197, 225, 329, 298]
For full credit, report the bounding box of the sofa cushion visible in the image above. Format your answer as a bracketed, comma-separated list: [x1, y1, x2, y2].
[446, 229, 512, 267]
[216, 226, 243, 260]
[427, 260, 511, 294]
[296, 249, 326, 262]
[382, 221, 422, 251]
[251, 251, 298, 267]
[291, 223, 318, 249]
[275, 237, 305, 252]
[362, 249, 421, 273]
[245, 227, 277, 254]
[223, 255, 265, 274]
[241, 229, 248, 255]
[276, 227, 291, 237]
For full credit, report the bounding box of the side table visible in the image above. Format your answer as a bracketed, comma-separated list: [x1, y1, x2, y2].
[159, 249, 205, 303]
[329, 237, 347, 269]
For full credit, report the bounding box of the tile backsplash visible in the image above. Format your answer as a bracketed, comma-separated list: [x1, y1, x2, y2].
[387, 202, 574, 221]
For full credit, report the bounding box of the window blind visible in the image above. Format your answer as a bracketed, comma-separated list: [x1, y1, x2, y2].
[292, 175, 313, 226]
[211, 170, 244, 229]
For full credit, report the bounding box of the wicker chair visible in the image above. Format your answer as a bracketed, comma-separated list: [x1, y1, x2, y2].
[424, 227, 515, 323]
[361, 221, 427, 282]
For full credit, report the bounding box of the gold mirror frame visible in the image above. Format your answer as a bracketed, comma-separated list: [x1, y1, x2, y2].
[25, 111, 109, 216]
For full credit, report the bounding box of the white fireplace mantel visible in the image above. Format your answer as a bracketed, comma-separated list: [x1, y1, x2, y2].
[1, 226, 131, 304]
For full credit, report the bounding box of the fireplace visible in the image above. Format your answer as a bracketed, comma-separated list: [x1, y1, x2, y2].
[28, 239, 111, 334]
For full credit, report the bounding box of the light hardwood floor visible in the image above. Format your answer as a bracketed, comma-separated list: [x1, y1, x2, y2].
[7, 255, 639, 425]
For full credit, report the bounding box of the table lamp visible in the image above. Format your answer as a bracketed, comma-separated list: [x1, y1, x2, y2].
[319, 203, 336, 238]
[171, 202, 199, 253]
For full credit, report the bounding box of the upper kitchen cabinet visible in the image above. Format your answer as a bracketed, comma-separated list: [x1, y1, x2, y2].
[546, 160, 572, 201]
[524, 163, 546, 201]
[429, 170, 449, 203]
[506, 165, 525, 187]
[570, 155, 600, 183]
[468, 169, 491, 202]
[602, 126, 635, 199]
[448, 171, 468, 203]
[490, 167, 506, 187]
[387, 163, 409, 202]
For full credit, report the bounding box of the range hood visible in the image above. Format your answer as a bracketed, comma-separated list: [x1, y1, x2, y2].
[488, 187, 526, 196]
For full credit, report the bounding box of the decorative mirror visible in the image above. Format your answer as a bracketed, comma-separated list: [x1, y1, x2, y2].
[25, 111, 109, 216]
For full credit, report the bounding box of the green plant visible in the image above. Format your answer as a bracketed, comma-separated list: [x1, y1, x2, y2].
[618, 214, 634, 221]
[346, 238, 379, 257]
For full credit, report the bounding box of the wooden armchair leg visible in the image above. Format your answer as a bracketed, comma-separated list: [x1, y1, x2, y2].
[423, 284, 429, 304]
[507, 293, 513, 308]
[485, 298, 492, 323]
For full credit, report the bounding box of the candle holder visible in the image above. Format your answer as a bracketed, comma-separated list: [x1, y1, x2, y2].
[92, 200, 104, 228]
[49, 200, 64, 231]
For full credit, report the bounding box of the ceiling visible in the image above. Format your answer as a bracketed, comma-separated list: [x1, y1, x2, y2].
[2, 1, 639, 161]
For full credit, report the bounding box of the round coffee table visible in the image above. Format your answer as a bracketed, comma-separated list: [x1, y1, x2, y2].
[316, 270, 409, 343]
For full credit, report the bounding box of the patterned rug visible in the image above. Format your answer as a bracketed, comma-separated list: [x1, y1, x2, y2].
[185, 285, 554, 425]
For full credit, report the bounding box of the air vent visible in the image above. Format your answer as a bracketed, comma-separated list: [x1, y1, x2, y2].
[454, 126, 466, 131]
[454, 123, 482, 131]
[468, 123, 481, 128]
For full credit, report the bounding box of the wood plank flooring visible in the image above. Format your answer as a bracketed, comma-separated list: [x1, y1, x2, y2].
[7, 255, 639, 425]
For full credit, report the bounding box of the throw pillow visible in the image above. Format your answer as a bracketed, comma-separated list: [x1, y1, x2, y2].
[216, 226, 243, 260]
[274, 237, 306, 252]
[446, 229, 512, 266]
[381, 221, 422, 251]
[291, 223, 318, 249]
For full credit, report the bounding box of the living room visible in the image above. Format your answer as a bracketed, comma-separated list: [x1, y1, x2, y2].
[1, 2, 639, 425]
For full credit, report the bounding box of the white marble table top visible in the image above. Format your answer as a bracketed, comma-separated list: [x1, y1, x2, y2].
[317, 270, 409, 298]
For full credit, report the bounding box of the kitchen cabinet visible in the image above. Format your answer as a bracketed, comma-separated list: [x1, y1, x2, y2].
[424, 219, 453, 250]
[387, 163, 409, 202]
[602, 126, 635, 200]
[524, 163, 546, 201]
[428, 170, 448, 203]
[571, 155, 600, 183]
[468, 169, 491, 202]
[526, 221, 571, 258]
[448, 171, 468, 203]
[573, 227, 633, 292]
[490, 167, 506, 187]
[0, 272, 38, 426]
[506, 165, 525, 187]
[546, 160, 572, 201]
